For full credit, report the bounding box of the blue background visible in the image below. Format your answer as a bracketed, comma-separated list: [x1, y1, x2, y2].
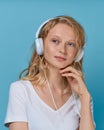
[0, 0, 104, 130]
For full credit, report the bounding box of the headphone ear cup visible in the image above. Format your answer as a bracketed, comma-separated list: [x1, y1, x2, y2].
[35, 38, 44, 55]
[75, 49, 84, 62]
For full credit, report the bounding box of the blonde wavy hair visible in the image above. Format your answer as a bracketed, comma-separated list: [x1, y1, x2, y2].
[20, 16, 85, 87]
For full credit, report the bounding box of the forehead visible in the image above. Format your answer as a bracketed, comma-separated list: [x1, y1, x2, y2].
[47, 23, 76, 39]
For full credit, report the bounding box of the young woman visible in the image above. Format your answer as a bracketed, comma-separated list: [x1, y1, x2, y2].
[5, 15, 95, 130]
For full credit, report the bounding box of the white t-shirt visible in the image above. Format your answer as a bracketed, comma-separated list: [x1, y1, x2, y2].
[4, 80, 94, 130]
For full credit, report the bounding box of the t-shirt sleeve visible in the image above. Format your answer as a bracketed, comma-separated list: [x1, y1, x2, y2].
[4, 81, 28, 127]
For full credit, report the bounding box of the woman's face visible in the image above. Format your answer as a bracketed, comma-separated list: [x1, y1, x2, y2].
[44, 23, 78, 69]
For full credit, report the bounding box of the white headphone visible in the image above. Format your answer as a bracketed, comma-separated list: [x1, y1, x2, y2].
[35, 17, 84, 62]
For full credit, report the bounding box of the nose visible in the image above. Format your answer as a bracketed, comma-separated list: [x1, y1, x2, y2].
[59, 42, 66, 54]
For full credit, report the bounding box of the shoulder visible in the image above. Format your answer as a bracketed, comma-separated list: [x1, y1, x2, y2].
[9, 80, 31, 96]
[11, 79, 29, 86]
[10, 80, 30, 89]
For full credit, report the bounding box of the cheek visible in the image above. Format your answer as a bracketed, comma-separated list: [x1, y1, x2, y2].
[44, 43, 55, 54]
[67, 49, 78, 59]
[44, 44, 55, 59]
[74, 49, 78, 57]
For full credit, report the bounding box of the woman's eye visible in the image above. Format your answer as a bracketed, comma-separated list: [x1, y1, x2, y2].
[52, 39, 59, 44]
[67, 42, 75, 47]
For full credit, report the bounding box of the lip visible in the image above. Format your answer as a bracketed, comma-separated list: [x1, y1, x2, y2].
[54, 56, 66, 61]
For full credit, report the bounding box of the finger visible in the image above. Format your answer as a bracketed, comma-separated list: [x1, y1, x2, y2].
[60, 66, 83, 77]
[61, 72, 81, 80]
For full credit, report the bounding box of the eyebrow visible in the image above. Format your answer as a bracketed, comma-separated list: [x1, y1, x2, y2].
[51, 35, 76, 42]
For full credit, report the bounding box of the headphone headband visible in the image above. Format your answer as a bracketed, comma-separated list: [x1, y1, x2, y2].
[35, 16, 63, 38]
[35, 18, 53, 38]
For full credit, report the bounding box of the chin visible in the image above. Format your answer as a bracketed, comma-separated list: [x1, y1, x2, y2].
[47, 61, 73, 70]
[55, 64, 71, 69]
[59, 62, 73, 69]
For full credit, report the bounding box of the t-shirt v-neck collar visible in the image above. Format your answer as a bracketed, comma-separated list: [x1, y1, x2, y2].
[27, 80, 74, 113]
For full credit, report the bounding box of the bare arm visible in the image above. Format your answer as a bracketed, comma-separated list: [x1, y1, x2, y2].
[9, 122, 28, 130]
[79, 93, 95, 130]
[60, 66, 95, 130]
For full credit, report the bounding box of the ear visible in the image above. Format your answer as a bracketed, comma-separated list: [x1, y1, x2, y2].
[35, 38, 44, 55]
[74, 49, 84, 62]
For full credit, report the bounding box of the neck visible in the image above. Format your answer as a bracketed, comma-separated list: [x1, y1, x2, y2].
[46, 65, 71, 94]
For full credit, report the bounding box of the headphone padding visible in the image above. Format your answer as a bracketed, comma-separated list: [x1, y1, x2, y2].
[35, 38, 44, 55]
[75, 49, 84, 62]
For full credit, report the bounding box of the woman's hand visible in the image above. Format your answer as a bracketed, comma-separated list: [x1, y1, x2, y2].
[60, 66, 89, 98]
